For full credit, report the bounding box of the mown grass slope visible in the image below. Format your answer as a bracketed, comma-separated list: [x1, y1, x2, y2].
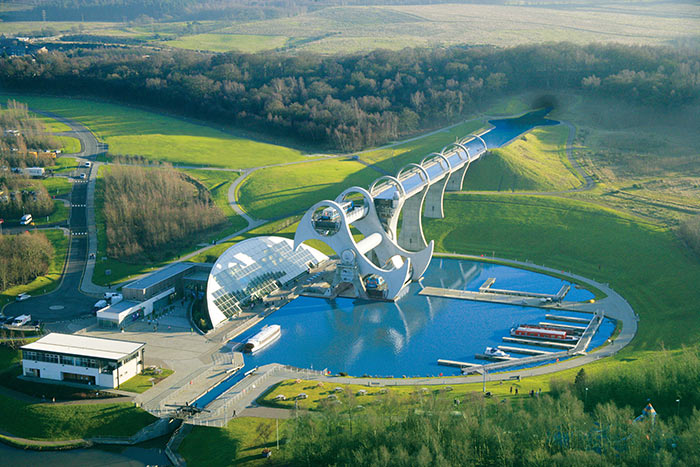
[0, 395, 156, 440]
[238, 159, 379, 220]
[1, 94, 309, 169]
[463, 125, 581, 192]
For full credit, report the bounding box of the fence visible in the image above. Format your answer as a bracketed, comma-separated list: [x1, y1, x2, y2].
[188, 365, 284, 427]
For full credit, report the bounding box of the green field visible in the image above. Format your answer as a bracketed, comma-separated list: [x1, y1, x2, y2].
[1, 94, 311, 169]
[463, 124, 581, 192]
[0, 229, 69, 311]
[55, 135, 81, 154]
[424, 193, 700, 352]
[117, 368, 174, 393]
[166, 33, 288, 53]
[179, 417, 287, 466]
[238, 158, 379, 220]
[40, 177, 72, 197]
[213, 3, 698, 53]
[53, 157, 79, 174]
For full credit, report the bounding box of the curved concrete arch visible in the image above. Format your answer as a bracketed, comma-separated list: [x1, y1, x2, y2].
[420, 152, 452, 172]
[441, 142, 470, 164]
[397, 163, 431, 187]
[369, 175, 406, 199]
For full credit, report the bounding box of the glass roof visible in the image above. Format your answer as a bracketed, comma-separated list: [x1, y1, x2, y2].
[206, 236, 328, 327]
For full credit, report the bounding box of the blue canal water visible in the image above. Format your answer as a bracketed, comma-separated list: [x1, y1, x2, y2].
[225, 259, 612, 383]
[481, 107, 559, 149]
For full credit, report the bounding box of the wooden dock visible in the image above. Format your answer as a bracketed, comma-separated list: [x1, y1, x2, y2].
[545, 314, 590, 324]
[573, 310, 604, 354]
[475, 353, 517, 362]
[502, 336, 575, 349]
[498, 345, 553, 356]
[437, 359, 480, 369]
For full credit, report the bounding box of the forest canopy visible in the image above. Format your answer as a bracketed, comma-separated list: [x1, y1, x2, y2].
[101, 165, 225, 261]
[1, 43, 698, 151]
[0, 232, 54, 292]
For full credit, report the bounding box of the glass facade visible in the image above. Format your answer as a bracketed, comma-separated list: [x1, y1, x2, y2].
[207, 236, 327, 326]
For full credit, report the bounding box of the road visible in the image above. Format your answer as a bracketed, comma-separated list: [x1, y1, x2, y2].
[2, 110, 101, 322]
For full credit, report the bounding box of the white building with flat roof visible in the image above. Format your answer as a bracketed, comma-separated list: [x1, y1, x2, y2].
[21, 333, 145, 388]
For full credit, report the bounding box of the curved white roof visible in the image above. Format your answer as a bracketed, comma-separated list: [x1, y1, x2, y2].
[206, 236, 327, 327]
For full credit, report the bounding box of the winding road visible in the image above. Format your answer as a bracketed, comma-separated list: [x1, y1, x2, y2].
[3, 110, 101, 321]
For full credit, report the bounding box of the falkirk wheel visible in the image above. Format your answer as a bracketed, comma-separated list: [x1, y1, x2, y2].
[294, 133, 488, 300]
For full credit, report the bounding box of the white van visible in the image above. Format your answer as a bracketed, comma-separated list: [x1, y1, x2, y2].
[19, 214, 32, 225]
[11, 314, 31, 326]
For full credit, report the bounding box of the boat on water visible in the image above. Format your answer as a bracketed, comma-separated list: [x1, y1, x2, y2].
[510, 324, 577, 342]
[484, 347, 510, 358]
[244, 325, 281, 353]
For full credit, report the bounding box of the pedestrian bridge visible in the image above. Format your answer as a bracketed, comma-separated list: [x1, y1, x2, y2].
[294, 132, 489, 300]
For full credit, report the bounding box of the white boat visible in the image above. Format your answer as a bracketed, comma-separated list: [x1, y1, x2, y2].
[244, 325, 281, 353]
[484, 347, 510, 358]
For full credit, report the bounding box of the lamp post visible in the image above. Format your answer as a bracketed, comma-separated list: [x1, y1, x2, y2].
[585, 387, 588, 406]
[676, 398, 680, 417]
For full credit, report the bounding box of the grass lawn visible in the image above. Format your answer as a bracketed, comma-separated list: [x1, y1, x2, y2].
[358, 118, 487, 175]
[424, 193, 700, 352]
[117, 368, 174, 394]
[463, 124, 582, 192]
[0, 94, 311, 169]
[32, 199, 68, 225]
[238, 159, 379, 220]
[53, 157, 79, 174]
[55, 135, 81, 154]
[40, 177, 72, 198]
[0, 229, 69, 311]
[179, 416, 287, 466]
[0, 345, 21, 370]
[166, 33, 288, 53]
[0, 394, 156, 440]
[32, 113, 72, 133]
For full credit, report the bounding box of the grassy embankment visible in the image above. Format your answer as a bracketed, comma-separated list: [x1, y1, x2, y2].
[0, 94, 311, 169]
[179, 417, 288, 467]
[117, 368, 174, 393]
[237, 158, 379, 221]
[31, 110, 81, 153]
[0, 229, 69, 311]
[550, 95, 700, 225]
[463, 124, 582, 191]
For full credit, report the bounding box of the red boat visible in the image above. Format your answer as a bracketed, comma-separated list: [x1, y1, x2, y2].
[510, 324, 577, 341]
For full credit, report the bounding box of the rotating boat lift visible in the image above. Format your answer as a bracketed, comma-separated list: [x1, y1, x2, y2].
[294, 132, 489, 300]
